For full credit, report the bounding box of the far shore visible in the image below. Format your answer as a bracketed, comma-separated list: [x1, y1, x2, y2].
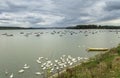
[1, 25, 120, 30]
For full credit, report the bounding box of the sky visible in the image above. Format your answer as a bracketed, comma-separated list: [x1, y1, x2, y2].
[0, 0, 120, 27]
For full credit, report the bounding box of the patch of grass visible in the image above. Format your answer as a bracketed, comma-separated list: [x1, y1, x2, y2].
[56, 44, 120, 78]
[117, 45, 120, 55]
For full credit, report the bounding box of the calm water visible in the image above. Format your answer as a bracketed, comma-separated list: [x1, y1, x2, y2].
[0, 29, 120, 78]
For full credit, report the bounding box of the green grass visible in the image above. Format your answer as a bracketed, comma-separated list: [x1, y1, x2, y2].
[56, 44, 120, 78]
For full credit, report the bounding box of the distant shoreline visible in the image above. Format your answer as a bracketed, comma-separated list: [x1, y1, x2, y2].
[0, 25, 120, 30]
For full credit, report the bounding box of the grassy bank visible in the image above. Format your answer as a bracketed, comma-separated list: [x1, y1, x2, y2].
[56, 44, 120, 78]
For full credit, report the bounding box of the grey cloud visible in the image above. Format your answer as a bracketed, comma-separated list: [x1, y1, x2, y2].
[0, 1, 28, 13]
[0, 18, 11, 20]
[25, 16, 45, 24]
[95, 0, 120, 23]
[53, 0, 96, 17]
[104, 1, 120, 11]
[51, 0, 99, 26]
[0, 0, 120, 27]
[99, 13, 120, 22]
[56, 17, 89, 27]
[15, 16, 45, 24]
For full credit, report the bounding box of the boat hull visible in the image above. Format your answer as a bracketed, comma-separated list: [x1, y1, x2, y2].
[87, 48, 109, 51]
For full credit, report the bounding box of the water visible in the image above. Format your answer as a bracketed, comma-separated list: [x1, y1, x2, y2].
[0, 29, 120, 78]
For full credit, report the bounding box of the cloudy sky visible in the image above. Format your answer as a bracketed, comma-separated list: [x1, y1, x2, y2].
[0, 0, 120, 27]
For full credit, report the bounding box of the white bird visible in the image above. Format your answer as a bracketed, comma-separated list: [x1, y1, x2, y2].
[42, 63, 46, 66]
[24, 64, 28, 67]
[18, 69, 24, 73]
[36, 60, 41, 64]
[51, 68, 54, 71]
[9, 73, 14, 78]
[35, 72, 41, 75]
[55, 60, 58, 63]
[69, 62, 73, 66]
[54, 64, 57, 67]
[42, 67, 46, 70]
[38, 57, 44, 60]
[47, 60, 51, 64]
[77, 57, 82, 61]
[23, 66, 30, 69]
[56, 67, 59, 70]
[23, 64, 30, 69]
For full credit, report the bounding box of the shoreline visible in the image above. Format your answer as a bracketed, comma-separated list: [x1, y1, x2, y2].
[54, 44, 120, 78]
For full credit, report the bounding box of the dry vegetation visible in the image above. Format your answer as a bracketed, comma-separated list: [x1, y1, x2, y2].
[56, 44, 120, 78]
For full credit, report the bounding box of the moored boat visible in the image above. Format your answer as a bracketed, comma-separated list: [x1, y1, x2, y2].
[87, 48, 109, 51]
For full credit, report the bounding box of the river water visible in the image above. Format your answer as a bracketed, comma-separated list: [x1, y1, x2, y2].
[0, 29, 120, 78]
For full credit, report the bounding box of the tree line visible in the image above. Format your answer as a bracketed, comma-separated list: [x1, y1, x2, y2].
[0, 25, 120, 29]
[66, 25, 120, 29]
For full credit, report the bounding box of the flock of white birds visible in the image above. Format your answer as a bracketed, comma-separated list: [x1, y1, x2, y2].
[4, 55, 88, 78]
